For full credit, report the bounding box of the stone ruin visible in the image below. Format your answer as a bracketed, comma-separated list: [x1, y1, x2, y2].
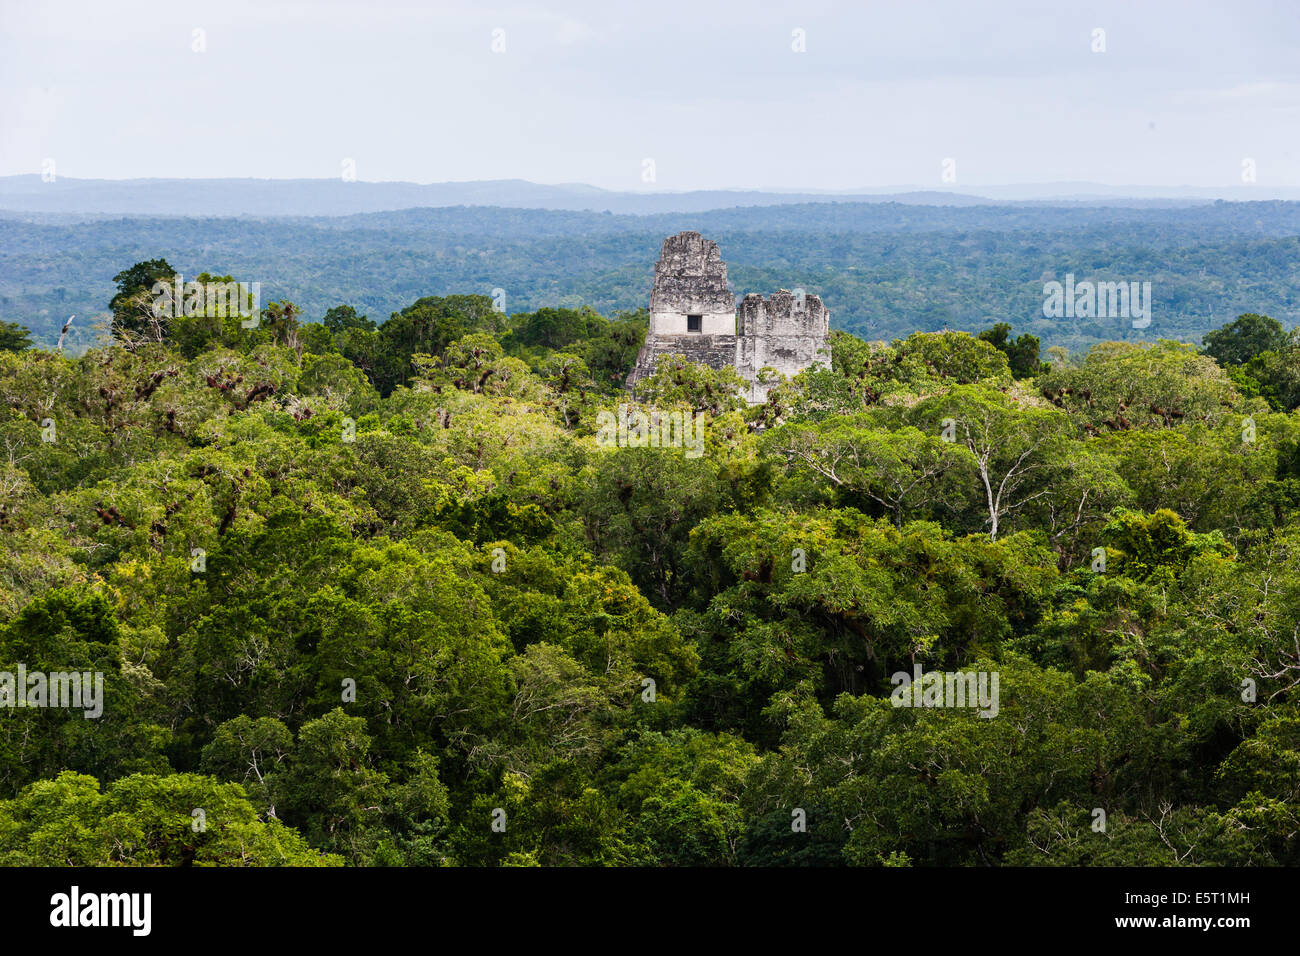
[625, 232, 831, 403]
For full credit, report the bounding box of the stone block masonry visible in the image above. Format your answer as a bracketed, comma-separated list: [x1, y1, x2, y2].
[736, 290, 831, 403]
[626, 231, 831, 403]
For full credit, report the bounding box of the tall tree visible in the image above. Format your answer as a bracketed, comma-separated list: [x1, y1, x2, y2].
[109, 258, 176, 345]
[1202, 312, 1286, 368]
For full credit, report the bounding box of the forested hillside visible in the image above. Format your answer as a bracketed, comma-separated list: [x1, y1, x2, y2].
[1, 272, 1299, 867]
[5, 200, 1300, 353]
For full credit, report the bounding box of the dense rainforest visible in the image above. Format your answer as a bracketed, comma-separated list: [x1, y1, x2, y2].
[1, 264, 1300, 867]
[5, 200, 1300, 353]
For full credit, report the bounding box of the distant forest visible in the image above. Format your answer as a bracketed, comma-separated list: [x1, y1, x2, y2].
[4, 200, 1300, 353]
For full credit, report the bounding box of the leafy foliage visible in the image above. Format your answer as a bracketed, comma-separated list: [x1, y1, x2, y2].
[0, 270, 1297, 867]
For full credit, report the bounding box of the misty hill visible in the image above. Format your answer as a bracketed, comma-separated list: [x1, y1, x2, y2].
[8, 176, 1300, 219]
[0, 176, 1011, 218]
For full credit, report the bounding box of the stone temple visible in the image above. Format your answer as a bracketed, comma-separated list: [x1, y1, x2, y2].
[625, 232, 831, 403]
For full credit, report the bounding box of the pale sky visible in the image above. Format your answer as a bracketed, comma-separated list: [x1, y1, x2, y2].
[2, 0, 1298, 191]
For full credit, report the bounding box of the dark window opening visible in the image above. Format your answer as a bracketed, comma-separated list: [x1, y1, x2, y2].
[687, 314, 702, 332]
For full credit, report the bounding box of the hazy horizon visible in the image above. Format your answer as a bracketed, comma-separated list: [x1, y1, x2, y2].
[5, 172, 1299, 194]
[3, 0, 1298, 191]
[6, 174, 1300, 213]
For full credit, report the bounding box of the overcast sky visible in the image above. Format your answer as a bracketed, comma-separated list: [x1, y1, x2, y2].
[2, 0, 1298, 190]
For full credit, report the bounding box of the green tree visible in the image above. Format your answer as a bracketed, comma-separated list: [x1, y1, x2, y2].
[109, 258, 176, 344]
[0, 771, 339, 866]
[978, 322, 1045, 379]
[322, 304, 375, 335]
[0, 321, 33, 353]
[1202, 312, 1286, 368]
[272, 709, 389, 863]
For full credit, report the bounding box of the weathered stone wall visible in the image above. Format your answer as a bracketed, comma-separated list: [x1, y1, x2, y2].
[638, 335, 737, 373]
[736, 290, 832, 402]
[626, 232, 832, 402]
